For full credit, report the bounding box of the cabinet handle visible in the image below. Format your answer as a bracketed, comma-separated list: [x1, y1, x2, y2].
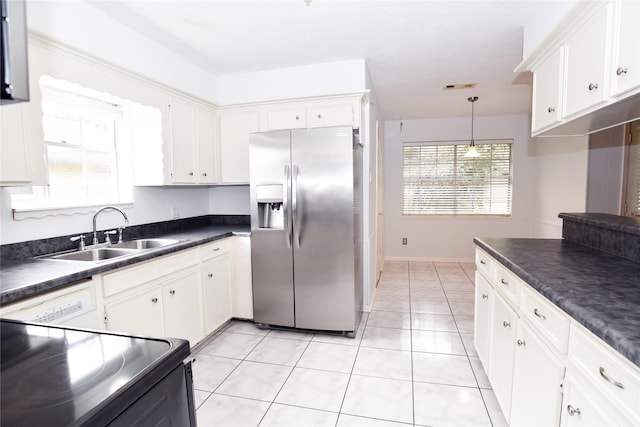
[616, 67, 628, 76]
[482, 294, 488, 299]
[480, 259, 486, 265]
[317, 114, 322, 119]
[533, 308, 546, 320]
[202, 172, 207, 177]
[503, 321, 511, 328]
[208, 273, 213, 278]
[599, 367, 625, 389]
[295, 115, 300, 120]
[566, 405, 581, 416]
[213, 247, 220, 251]
[517, 339, 526, 347]
[547, 107, 556, 113]
[151, 298, 158, 303]
[169, 290, 176, 295]
[588, 83, 598, 91]
[500, 278, 509, 285]
[188, 172, 194, 176]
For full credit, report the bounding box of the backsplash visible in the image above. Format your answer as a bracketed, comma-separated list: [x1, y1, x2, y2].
[0, 215, 249, 263]
[560, 213, 640, 262]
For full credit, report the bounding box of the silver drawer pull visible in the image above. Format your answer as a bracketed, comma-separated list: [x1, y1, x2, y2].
[566, 405, 581, 416]
[503, 321, 511, 328]
[169, 290, 176, 295]
[208, 273, 213, 278]
[482, 294, 488, 299]
[588, 83, 598, 91]
[616, 67, 628, 76]
[533, 308, 546, 320]
[212, 247, 220, 252]
[599, 367, 625, 389]
[500, 278, 509, 285]
[517, 339, 526, 347]
[151, 298, 158, 303]
[480, 260, 486, 265]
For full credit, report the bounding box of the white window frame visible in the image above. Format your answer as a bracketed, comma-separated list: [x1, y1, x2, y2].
[403, 139, 513, 216]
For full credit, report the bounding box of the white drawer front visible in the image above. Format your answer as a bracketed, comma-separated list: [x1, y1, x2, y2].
[568, 323, 640, 422]
[475, 248, 494, 279]
[199, 239, 231, 261]
[492, 262, 521, 306]
[520, 284, 570, 353]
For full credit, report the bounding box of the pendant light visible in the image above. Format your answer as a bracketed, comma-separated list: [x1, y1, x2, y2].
[464, 96, 480, 158]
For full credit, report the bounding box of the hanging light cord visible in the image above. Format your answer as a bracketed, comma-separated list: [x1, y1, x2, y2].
[469, 96, 478, 147]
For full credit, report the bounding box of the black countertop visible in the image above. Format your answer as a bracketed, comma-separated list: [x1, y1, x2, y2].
[474, 237, 640, 368]
[0, 225, 250, 305]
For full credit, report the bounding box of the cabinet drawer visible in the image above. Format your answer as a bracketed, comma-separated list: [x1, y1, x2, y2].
[492, 262, 521, 306]
[103, 249, 198, 297]
[199, 239, 231, 261]
[519, 284, 570, 353]
[568, 323, 640, 422]
[475, 248, 493, 279]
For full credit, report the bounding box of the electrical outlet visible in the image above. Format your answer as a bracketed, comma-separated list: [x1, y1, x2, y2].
[402, 237, 407, 245]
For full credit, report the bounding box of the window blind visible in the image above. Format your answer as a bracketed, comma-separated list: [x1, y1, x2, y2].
[403, 140, 513, 215]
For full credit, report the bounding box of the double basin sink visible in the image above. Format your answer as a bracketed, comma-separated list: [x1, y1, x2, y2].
[44, 238, 181, 263]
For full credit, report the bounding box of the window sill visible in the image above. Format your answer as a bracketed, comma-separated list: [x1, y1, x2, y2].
[12, 202, 134, 221]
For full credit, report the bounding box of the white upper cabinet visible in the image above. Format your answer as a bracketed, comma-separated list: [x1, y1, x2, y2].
[260, 96, 361, 132]
[195, 105, 218, 184]
[518, 0, 640, 136]
[0, 103, 32, 184]
[263, 105, 307, 130]
[218, 108, 260, 184]
[563, 3, 612, 118]
[609, 0, 640, 97]
[532, 48, 564, 133]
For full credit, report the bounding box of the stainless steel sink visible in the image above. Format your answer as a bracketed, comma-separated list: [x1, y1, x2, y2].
[110, 238, 181, 250]
[48, 247, 140, 262]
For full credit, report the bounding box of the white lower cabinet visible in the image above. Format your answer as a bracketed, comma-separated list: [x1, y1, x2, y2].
[473, 271, 492, 369]
[488, 291, 518, 418]
[475, 247, 640, 427]
[162, 267, 204, 346]
[510, 321, 565, 427]
[201, 256, 232, 335]
[105, 286, 165, 338]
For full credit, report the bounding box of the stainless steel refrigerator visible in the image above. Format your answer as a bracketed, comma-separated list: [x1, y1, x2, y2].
[249, 126, 363, 336]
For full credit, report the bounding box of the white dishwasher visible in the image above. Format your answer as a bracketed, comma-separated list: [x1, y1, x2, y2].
[0, 280, 101, 329]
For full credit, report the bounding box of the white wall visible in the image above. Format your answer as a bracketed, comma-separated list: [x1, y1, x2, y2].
[531, 136, 589, 237]
[209, 186, 251, 215]
[216, 59, 367, 105]
[0, 186, 210, 244]
[587, 125, 625, 215]
[26, 0, 218, 103]
[383, 114, 537, 261]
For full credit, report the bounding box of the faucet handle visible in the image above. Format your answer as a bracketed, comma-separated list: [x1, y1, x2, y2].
[70, 235, 86, 251]
[117, 227, 125, 243]
[104, 230, 117, 245]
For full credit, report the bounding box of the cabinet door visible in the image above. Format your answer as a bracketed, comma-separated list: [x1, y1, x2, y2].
[309, 102, 355, 128]
[105, 287, 165, 337]
[560, 375, 630, 427]
[218, 110, 259, 184]
[169, 97, 196, 184]
[610, 0, 640, 97]
[163, 268, 203, 347]
[488, 292, 518, 419]
[563, 3, 612, 117]
[195, 104, 217, 184]
[201, 257, 232, 335]
[0, 103, 30, 184]
[532, 48, 564, 133]
[473, 271, 492, 369]
[264, 106, 306, 130]
[510, 321, 565, 427]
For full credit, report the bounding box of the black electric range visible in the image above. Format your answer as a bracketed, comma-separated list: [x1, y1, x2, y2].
[0, 319, 196, 426]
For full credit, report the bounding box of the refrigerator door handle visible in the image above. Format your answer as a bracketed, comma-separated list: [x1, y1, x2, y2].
[292, 164, 301, 248]
[283, 164, 292, 248]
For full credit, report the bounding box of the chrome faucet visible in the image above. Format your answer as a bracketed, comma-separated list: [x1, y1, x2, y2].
[92, 206, 129, 245]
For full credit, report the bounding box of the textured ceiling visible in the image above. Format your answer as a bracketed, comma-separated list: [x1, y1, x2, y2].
[90, 0, 575, 120]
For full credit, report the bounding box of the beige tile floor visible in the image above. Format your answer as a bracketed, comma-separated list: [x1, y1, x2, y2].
[191, 260, 508, 426]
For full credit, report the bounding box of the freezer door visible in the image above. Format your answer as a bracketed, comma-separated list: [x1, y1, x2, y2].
[249, 130, 295, 327]
[291, 126, 357, 331]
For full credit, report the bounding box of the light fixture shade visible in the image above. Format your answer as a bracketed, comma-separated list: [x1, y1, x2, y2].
[464, 144, 480, 157]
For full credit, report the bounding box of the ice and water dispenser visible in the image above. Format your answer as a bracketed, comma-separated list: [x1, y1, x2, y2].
[256, 184, 284, 229]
